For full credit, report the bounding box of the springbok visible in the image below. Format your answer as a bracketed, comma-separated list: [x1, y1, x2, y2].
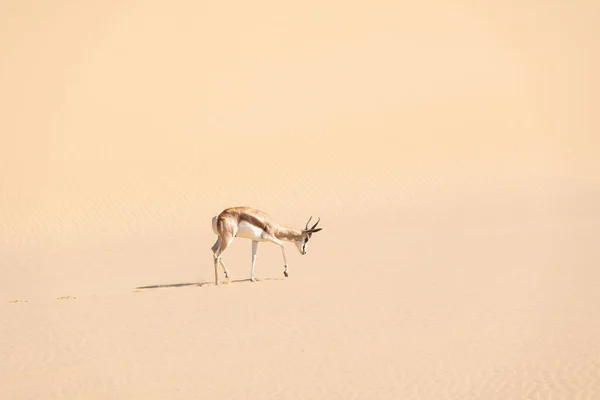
[210, 206, 322, 285]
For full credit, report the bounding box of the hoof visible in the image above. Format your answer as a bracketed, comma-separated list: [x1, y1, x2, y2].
[284, 271, 289, 277]
[251, 277, 257, 282]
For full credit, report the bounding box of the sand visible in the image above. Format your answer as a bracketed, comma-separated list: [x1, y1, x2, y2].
[1, 1, 600, 399]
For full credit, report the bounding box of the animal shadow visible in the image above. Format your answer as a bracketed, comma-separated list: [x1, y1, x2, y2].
[135, 277, 283, 291]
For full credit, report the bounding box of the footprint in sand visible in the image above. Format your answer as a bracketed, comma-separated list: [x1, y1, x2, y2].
[56, 296, 76, 300]
[8, 300, 28, 303]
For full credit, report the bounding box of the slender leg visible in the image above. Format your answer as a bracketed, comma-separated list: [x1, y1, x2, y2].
[211, 238, 229, 279]
[219, 259, 230, 282]
[212, 234, 233, 285]
[213, 255, 220, 285]
[282, 246, 289, 277]
[265, 236, 289, 277]
[251, 240, 258, 282]
[211, 238, 221, 285]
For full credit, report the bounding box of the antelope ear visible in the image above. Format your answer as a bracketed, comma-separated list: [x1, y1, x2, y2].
[307, 228, 322, 233]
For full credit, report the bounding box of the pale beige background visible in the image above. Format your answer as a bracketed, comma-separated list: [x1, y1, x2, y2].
[1, 1, 599, 399]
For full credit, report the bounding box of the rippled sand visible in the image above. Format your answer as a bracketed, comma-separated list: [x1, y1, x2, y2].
[1, 1, 600, 399]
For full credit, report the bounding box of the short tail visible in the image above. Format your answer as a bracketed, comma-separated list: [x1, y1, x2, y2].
[211, 216, 218, 235]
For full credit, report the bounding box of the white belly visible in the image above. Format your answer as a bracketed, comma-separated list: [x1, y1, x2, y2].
[235, 221, 268, 241]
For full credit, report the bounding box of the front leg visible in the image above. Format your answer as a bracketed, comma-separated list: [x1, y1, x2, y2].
[280, 244, 289, 278]
[264, 236, 289, 278]
[251, 240, 258, 282]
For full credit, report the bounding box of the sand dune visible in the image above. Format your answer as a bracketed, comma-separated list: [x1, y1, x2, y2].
[1, 0, 600, 399]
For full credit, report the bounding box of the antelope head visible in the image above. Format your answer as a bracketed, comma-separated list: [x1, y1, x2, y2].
[295, 216, 323, 255]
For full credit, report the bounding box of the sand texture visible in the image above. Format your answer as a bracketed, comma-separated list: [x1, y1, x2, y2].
[1, 1, 600, 399]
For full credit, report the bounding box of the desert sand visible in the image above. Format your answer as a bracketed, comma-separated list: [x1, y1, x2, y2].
[1, 1, 600, 399]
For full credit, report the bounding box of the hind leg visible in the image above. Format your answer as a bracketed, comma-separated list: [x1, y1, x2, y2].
[219, 259, 230, 282]
[213, 254, 220, 285]
[212, 234, 234, 285]
[211, 238, 230, 280]
[211, 238, 221, 284]
[211, 238, 221, 254]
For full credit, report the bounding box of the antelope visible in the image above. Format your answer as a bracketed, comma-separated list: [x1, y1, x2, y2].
[210, 206, 322, 285]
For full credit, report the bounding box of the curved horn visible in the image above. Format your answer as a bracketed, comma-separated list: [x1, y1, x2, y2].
[310, 217, 320, 230]
[305, 216, 313, 230]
